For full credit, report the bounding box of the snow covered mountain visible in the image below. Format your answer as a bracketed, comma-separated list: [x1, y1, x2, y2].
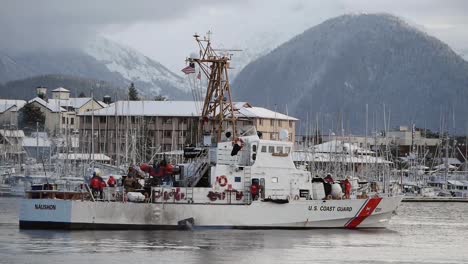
[234, 14, 468, 133]
[83, 37, 189, 97]
[0, 37, 190, 99]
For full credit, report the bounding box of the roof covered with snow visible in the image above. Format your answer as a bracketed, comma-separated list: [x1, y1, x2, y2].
[237, 106, 297, 121]
[0, 99, 26, 113]
[81, 100, 298, 121]
[48, 98, 94, 110]
[52, 87, 70, 92]
[28, 97, 67, 113]
[81, 101, 201, 117]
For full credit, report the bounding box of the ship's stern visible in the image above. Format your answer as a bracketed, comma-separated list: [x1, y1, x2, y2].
[19, 199, 73, 229]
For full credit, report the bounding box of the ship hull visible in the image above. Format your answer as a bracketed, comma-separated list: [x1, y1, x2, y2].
[19, 196, 402, 230]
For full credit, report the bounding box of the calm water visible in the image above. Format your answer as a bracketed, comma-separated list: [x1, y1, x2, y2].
[0, 197, 467, 264]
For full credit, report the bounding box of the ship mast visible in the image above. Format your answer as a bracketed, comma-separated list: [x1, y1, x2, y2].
[187, 32, 238, 143]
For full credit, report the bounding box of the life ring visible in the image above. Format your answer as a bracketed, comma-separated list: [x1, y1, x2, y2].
[294, 195, 300, 200]
[218, 175, 228, 187]
[154, 190, 161, 199]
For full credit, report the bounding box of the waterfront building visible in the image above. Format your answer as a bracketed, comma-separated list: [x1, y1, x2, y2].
[0, 99, 27, 128]
[23, 87, 105, 136]
[78, 101, 297, 163]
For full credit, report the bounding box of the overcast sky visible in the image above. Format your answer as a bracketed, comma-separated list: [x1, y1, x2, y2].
[2, 0, 468, 72]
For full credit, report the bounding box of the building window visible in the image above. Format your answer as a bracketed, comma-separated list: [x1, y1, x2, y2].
[271, 133, 277, 140]
[259, 119, 263, 126]
[164, 118, 172, 124]
[163, 144, 172, 151]
[180, 131, 187, 137]
[70, 118, 74, 125]
[278, 120, 282, 126]
[289, 120, 293, 128]
[62, 117, 66, 124]
[100, 116, 106, 123]
[261, 146, 267, 152]
[270, 119, 274, 126]
[163, 131, 172, 138]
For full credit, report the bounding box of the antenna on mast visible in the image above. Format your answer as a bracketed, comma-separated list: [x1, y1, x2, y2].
[187, 31, 240, 144]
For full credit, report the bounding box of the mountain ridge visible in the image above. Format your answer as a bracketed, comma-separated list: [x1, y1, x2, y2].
[233, 14, 468, 133]
[0, 37, 191, 100]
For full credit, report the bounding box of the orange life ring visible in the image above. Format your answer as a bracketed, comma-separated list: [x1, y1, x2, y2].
[163, 191, 170, 200]
[154, 190, 161, 199]
[218, 175, 228, 187]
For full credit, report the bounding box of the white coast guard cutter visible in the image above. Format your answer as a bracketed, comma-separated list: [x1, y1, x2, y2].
[19, 33, 402, 230]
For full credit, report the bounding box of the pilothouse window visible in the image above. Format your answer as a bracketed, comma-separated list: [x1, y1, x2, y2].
[268, 146, 274, 153]
[276, 146, 283, 154]
[261, 146, 267, 153]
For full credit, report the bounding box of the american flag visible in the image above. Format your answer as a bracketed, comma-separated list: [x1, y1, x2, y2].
[181, 65, 195, 74]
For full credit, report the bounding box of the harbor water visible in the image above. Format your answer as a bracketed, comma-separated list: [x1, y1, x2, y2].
[0, 197, 467, 264]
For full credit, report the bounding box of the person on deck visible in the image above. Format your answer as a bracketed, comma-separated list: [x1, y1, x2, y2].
[344, 178, 352, 199]
[107, 176, 117, 187]
[99, 180, 107, 199]
[90, 173, 101, 198]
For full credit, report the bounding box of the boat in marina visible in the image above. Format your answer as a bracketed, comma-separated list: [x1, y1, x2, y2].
[19, 34, 403, 230]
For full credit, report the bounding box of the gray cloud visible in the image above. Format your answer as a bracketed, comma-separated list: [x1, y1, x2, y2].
[0, 0, 236, 52]
[1, 0, 467, 68]
[105, 0, 468, 72]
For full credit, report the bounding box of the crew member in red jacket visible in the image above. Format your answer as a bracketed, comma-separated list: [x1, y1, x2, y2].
[107, 176, 117, 187]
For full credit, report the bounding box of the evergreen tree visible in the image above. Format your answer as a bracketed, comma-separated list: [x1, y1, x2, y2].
[78, 92, 86, 98]
[128, 83, 139, 101]
[19, 104, 45, 133]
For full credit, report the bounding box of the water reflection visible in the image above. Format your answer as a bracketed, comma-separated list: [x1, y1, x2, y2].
[1, 198, 468, 264]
